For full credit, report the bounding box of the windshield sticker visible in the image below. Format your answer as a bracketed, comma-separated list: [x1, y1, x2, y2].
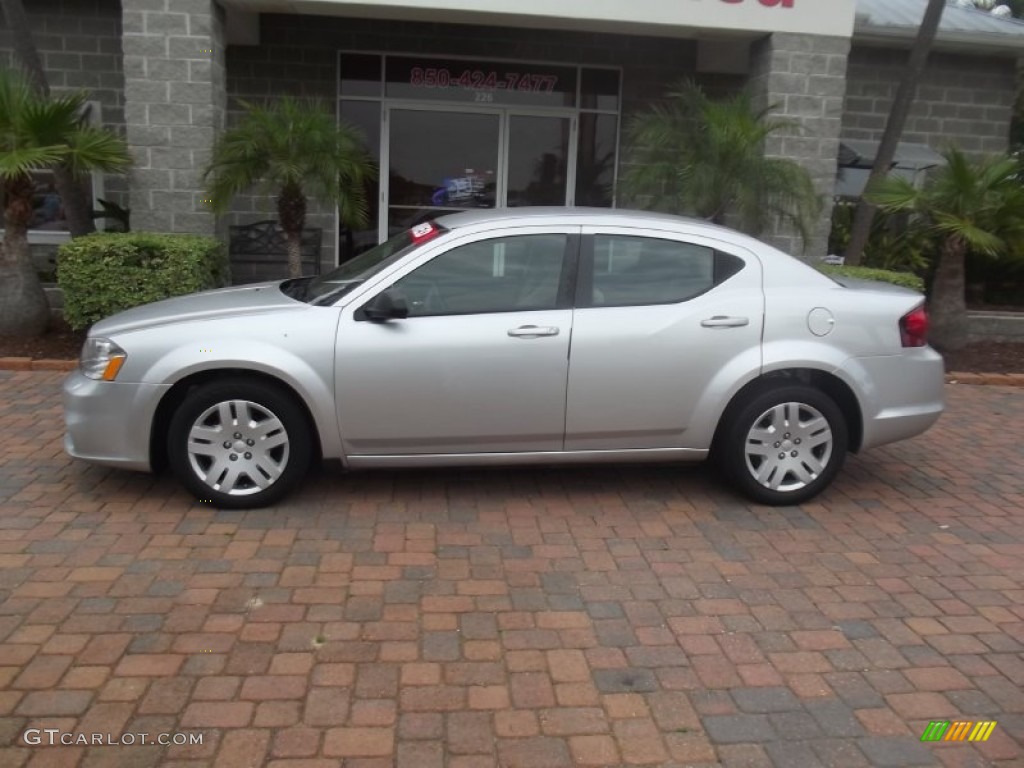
[411, 222, 439, 243]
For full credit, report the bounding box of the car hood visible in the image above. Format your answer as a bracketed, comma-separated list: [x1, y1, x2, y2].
[90, 282, 300, 336]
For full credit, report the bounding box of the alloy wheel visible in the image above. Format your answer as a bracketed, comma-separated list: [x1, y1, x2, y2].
[743, 401, 833, 492]
[185, 399, 290, 496]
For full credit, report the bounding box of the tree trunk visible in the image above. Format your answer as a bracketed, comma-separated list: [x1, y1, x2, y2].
[0, 0, 96, 237]
[277, 182, 307, 279]
[928, 237, 968, 352]
[285, 231, 303, 279]
[845, 0, 945, 266]
[0, 176, 50, 336]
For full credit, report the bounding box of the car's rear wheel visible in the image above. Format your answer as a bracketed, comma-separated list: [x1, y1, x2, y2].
[720, 385, 847, 506]
[167, 379, 312, 509]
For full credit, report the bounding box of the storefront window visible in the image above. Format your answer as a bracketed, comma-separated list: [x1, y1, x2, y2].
[339, 100, 382, 263]
[575, 113, 617, 207]
[387, 109, 500, 236]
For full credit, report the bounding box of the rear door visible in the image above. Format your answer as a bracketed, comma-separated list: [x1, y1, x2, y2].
[565, 227, 763, 451]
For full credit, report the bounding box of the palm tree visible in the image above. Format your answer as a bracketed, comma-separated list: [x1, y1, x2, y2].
[204, 98, 375, 278]
[868, 148, 1024, 351]
[845, 0, 946, 266]
[0, 0, 98, 235]
[0, 69, 131, 336]
[620, 80, 820, 248]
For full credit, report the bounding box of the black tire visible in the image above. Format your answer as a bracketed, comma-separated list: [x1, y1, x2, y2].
[719, 384, 847, 506]
[167, 378, 313, 509]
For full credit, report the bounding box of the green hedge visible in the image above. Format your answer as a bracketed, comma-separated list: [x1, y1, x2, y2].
[816, 264, 925, 293]
[57, 232, 230, 330]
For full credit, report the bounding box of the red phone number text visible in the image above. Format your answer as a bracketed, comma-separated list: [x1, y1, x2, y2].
[409, 67, 559, 94]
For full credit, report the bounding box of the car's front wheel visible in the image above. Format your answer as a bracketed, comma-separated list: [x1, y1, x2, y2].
[167, 378, 312, 508]
[720, 385, 847, 506]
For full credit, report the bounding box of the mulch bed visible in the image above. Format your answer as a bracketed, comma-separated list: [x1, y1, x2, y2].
[941, 341, 1024, 375]
[2, 330, 1023, 374]
[0, 330, 86, 361]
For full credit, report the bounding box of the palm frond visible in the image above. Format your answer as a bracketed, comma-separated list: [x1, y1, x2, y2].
[870, 146, 1023, 263]
[932, 211, 1005, 255]
[204, 96, 376, 223]
[0, 67, 131, 182]
[0, 145, 66, 177]
[63, 126, 132, 176]
[619, 78, 818, 242]
[866, 176, 920, 212]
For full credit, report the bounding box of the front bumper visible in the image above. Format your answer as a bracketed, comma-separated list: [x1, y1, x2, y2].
[839, 348, 945, 451]
[63, 369, 168, 472]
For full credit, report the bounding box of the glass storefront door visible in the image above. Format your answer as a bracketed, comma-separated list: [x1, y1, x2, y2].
[385, 108, 501, 238]
[341, 54, 621, 262]
[383, 108, 576, 241]
[505, 114, 572, 208]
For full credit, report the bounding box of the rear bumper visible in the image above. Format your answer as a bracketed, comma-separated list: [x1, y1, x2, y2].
[838, 348, 945, 451]
[63, 370, 167, 472]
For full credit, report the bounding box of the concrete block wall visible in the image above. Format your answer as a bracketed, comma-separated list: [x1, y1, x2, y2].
[121, 0, 226, 236]
[0, 0, 127, 211]
[750, 33, 851, 259]
[226, 14, 745, 271]
[843, 46, 1017, 155]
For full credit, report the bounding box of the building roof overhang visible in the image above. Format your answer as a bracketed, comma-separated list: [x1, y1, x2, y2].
[853, 0, 1024, 56]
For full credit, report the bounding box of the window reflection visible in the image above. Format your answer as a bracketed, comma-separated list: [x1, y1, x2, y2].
[507, 116, 570, 207]
[339, 100, 382, 263]
[576, 114, 617, 207]
[592, 236, 716, 306]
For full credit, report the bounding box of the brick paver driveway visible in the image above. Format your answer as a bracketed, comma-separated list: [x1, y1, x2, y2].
[0, 371, 1021, 768]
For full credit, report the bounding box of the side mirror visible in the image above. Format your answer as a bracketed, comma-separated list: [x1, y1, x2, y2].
[360, 289, 409, 322]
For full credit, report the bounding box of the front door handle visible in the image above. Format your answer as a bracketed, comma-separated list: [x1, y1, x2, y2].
[701, 316, 749, 328]
[508, 325, 560, 338]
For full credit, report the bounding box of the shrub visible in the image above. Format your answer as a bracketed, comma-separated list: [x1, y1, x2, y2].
[816, 264, 925, 293]
[827, 200, 934, 274]
[57, 232, 229, 330]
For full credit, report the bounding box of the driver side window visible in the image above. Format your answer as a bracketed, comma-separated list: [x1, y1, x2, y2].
[391, 234, 568, 316]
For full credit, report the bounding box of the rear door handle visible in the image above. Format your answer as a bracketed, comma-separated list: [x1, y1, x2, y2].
[508, 325, 560, 338]
[701, 316, 749, 328]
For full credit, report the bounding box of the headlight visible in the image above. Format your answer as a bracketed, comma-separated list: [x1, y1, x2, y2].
[80, 337, 127, 381]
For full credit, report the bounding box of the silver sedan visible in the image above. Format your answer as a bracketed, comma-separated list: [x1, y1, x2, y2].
[63, 208, 944, 508]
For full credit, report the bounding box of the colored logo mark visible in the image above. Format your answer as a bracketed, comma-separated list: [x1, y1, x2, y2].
[921, 721, 998, 742]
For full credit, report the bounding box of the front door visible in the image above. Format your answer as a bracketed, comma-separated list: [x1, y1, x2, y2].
[335, 227, 579, 456]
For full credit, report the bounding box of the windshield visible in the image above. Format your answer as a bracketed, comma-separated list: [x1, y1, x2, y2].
[301, 222, 447, 305]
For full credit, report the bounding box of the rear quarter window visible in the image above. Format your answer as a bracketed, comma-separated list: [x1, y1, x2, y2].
[590, 235, 745, 307]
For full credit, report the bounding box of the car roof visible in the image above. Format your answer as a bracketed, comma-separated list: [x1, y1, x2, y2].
[433, 206, 833, 290]
[436, 207, 728, 234]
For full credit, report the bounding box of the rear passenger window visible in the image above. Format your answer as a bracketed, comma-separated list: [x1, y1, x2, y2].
[590, 235, 743, 307]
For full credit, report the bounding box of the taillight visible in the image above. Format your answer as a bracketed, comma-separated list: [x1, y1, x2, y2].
[900, 306, 929, 347]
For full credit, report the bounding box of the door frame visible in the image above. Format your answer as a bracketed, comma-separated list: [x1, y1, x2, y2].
[381, 103, 578, 243]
